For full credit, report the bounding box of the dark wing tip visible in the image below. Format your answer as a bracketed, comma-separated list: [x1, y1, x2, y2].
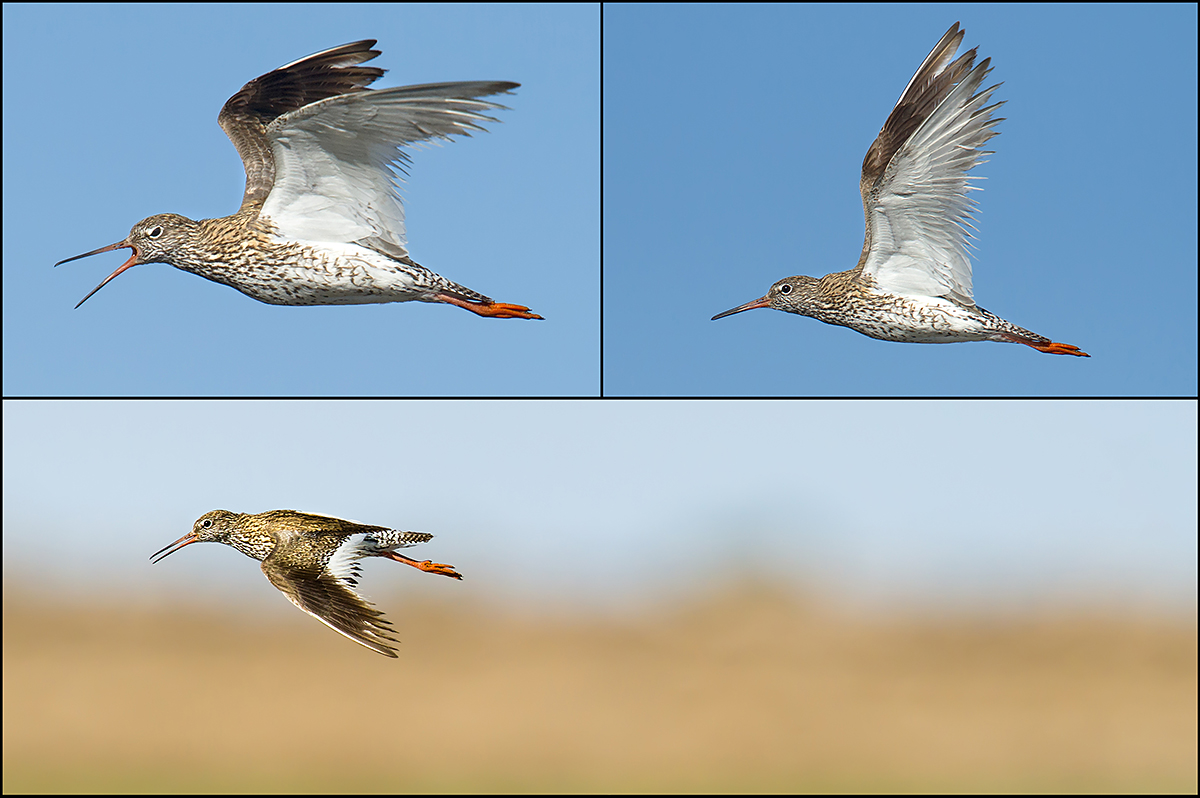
[861, 24, 978, 187]
[220, 39, 387, 130]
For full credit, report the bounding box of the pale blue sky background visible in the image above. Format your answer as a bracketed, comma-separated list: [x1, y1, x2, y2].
[3, 4, 598, 396]
[4, 400, 1195, 617]
[604, 4, 1198, 396]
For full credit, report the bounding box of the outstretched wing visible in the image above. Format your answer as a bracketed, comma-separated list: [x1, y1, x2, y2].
[857, 23, 1004, 307]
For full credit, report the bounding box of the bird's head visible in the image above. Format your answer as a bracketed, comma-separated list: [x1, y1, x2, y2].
[150, 509, 240, 563]
[711, 275, 821, 319]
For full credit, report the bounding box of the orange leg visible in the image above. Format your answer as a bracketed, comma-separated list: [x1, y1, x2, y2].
[382, 551, 463, 580]
[435, 293, 543, 320]
[1001, 332, 1089, 357]
[1026, 340, 1090, 357]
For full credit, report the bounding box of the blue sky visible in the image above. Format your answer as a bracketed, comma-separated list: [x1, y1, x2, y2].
[5, 6, 1195, 398]
[604, 5, 1198, 396]
[3, 4, 598, 396]
[4, 400, 1195, 616]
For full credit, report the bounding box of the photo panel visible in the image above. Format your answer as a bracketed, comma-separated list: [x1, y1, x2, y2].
[4, 4, 599, 397]
[4, 398, 1196, 790]
[602, 5, 1197, 396]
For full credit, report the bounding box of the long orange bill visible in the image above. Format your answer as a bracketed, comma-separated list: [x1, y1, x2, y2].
[711, 295, 770, 320]
[54, 241, 139, 309]
[150, 532, 199, 564]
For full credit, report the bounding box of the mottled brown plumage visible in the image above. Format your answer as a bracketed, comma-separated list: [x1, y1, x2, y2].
[151, 509, 462, 658]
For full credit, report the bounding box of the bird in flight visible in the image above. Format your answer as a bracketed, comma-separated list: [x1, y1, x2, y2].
[713, 23, 1086, 356]
[151, 509, 462, 657]
[56, 40, 541, 319]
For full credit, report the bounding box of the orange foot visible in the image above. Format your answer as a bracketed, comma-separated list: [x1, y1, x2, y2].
[1029, 341, 1090, 357]
[436, 293, 543, 320]
[383, 552, 464, 580]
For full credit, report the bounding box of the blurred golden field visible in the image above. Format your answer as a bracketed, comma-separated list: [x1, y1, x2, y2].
[3, 585, 1196, 793]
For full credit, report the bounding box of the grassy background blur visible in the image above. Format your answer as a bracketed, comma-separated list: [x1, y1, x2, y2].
[4, 584, 1195, 793]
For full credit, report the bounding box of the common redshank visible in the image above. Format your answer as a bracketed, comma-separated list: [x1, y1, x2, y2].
[56, 40, 541, 319]
[712, 23, 1087, 356]
[151, 509, 462, 657]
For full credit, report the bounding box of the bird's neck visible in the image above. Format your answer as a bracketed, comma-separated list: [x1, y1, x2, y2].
[227, 529, 276, 562]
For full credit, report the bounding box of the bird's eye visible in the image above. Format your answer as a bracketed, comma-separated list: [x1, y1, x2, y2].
[201, 518, 213, 529]
[148, 226, 163, 238]
[779, 284, 792, 295]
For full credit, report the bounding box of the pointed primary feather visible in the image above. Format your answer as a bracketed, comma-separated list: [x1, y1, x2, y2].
[261, 532, 402, 658]
[856, 22, 1005, 307]
[260, 81, 518, 260]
